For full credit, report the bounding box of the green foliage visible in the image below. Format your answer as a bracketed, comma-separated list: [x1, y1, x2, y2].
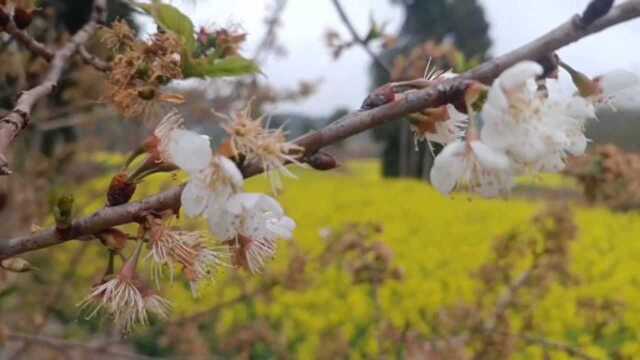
[182, 55, 261, 79]
[49, 191, 74, 230]
[136, 1, 197, 53]
[135, 1, 260, 79]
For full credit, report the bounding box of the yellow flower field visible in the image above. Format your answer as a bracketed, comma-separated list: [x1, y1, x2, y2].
[41, 157, 640, 358]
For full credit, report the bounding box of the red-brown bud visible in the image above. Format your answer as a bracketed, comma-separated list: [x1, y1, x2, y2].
[360, 84, 396, 110]
[307, 151, 338, 171]
[12, 8, 33, 30]
[107, 173, 137, 206]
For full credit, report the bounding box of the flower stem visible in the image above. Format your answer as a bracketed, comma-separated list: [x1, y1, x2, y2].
[120, 237, 144, 279]
[558, 60, 599, 97]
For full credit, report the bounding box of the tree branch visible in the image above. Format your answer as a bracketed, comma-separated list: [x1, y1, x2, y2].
[0, 0, 107, 175]
[2, 16, 111, 72]
[330, 0, 391, 74]
[252, 0, 288, 63]
[2, 0, 640, 259]
[2, 22, 53, 61]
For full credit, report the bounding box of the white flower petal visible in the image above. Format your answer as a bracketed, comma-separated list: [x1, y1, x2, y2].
[430, 141, 466, 195]
[499, 61, 543, 93]
[599, 69, 640, 94]
[266, 216, 296, 240]
[206, 202, 238, 241]
[608, 86, 640, 114]
[538, 153, 566, 173]
[565, 97, 596, 121]
[215, 156, 244, 188]
[168, 129, 213, 173]
[181, 179, 210, 218]
[566, 133, 588, 156]
[470, 141, 510, 170]
[254, 194, 285, 216]
[226, 193, 260, 215]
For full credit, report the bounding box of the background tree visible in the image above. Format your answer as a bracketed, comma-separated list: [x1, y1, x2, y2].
[372, 0, 491, 178]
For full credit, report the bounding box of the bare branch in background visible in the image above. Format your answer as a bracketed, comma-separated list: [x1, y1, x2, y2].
[2, 21, 54, 61]
[2, 0, 640, 260]
[3, 15, 111, 72]
[252, 0, 288, 63]
[32, 102, 104, 132]
[79, 46, 112, 72]
[0, 0, 107, 175]
[330, 0, 391, 74]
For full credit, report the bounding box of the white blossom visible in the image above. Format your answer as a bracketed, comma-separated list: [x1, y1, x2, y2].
[430, 139, 513, 197]
[480, 61, 594, 173]
[181, 155, 244, 218]
[168, 129, 213, 174]
[594, 69, 640, 115]
[207, 193, 295, 273]
[150, 111, 182, 159]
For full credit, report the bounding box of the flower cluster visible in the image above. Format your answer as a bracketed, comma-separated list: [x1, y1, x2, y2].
[101, 20, 185, 121]
[428, 61, 597, 197]
[83, 104, 301, 331]
[150, 109, 297, 274]
[196, 25, 247, 58]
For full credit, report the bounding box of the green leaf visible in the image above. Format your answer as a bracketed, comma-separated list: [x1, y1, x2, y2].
[137, 1, 196, 52]
[183, 55, 261, 79]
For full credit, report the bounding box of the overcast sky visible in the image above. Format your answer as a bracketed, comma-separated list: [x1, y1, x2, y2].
[168, 0, 640, 116]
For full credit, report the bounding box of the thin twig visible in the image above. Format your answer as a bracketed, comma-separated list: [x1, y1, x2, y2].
[0, 0, 107, 175]
[252, 0, 288, 62]
[2, 17, 111, 72]
[2, 0, 640, 259]
[330, 0, 391, 73]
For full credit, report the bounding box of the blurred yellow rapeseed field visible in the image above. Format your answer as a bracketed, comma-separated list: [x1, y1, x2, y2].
[43, 155, 640, 359]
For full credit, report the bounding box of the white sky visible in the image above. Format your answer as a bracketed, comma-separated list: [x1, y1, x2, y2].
[167, 0, 640, 116]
